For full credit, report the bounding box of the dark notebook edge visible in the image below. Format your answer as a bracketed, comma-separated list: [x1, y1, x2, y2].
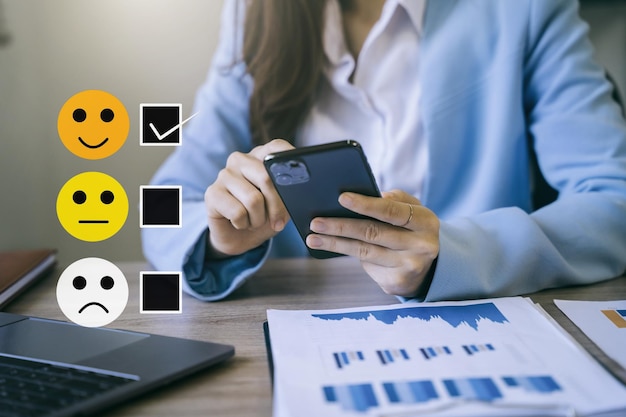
[0, 249, 57, 309]
[263, 320, 274, 389]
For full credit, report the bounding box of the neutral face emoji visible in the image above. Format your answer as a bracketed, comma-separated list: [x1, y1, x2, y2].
[56, 257, 129, 327]
[57, 172, 128, 242]
[57, 90, 129, 159]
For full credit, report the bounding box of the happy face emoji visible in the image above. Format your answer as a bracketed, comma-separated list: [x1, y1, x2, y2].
[58, 90, 129, 159]
[57, 172, 128, 242]
[56, 257, 129, 327]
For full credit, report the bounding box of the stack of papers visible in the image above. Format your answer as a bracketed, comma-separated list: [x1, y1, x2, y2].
[555, 299, 626, 381]
[266, 297, 626, 416]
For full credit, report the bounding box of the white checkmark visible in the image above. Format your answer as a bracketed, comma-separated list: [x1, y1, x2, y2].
[149, 111, 199, 141]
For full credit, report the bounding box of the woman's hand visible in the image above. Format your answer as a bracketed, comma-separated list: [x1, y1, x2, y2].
[204, 139, 294, 258]
[306, 190, 440, 297]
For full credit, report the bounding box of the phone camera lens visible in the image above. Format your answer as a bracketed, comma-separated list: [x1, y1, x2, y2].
[275, 173, 293, 186]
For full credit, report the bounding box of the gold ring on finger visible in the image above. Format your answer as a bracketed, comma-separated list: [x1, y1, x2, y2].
[399, 204, 413, 227]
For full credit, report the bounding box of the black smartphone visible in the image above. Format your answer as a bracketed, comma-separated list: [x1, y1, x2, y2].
[264, 140, 381, 259]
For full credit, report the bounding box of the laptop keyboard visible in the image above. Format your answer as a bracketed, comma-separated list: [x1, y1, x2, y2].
[0, 354, 134, 417]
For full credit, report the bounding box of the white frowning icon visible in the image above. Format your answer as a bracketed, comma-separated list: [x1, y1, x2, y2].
[56, 257, 128, 327]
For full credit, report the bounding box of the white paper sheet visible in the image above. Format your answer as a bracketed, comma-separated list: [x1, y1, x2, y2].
[267, 297, 626, 417]
[555, 299, 626, 372]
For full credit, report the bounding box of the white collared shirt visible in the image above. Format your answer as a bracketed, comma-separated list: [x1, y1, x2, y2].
[297, 0, 427, 198]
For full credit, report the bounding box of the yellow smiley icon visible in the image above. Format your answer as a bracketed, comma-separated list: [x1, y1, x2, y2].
[57, 172, 128, 242]
[57, 90, 129, 159]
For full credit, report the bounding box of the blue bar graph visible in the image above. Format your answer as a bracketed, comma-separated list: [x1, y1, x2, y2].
[323, 383, 379, 413]
[322, 375, 560, 413]
[383, 380, 439, 404]
[376, 349, 410, 365]
[502, 376, 561, 394]
[443, 377, 503, 401]
[333, 350, 365, 369]
[419, 345, 452, 359]
[462, 343, 495, 355]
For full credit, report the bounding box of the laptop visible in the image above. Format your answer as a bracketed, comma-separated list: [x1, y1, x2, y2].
[0, 312, 234, 417]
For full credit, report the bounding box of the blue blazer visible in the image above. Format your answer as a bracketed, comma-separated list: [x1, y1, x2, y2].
[142, 0, 626, 301]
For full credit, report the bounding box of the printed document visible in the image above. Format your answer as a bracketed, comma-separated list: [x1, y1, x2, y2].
[267, 297, 626, 417]
[555, 299, 626, 372]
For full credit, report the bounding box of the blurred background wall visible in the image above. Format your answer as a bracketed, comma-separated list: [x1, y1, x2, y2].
[581, 1, 626, 97]
[0, 0, 624, 268]
[0, 0, 223, 267]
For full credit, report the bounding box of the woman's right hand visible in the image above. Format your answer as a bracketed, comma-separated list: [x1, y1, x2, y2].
[204, 139, 294, 258]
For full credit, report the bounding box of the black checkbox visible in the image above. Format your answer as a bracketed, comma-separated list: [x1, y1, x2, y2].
[140, 103, 182, 145]
[140, 186, 182, 227]
[140, 272, 182, 313]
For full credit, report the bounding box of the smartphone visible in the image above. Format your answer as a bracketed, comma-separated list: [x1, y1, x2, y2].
[264, 140, 381, 259]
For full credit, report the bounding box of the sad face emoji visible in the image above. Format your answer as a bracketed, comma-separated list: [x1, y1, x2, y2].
[57, 90, 129, 159]
[56, 257, 129, 327]
[57, 172, 128, 242]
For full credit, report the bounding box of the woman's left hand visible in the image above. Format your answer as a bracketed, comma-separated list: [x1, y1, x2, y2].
[306, 189, 440, 298]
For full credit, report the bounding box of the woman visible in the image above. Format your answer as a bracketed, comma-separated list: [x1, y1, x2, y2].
[142, 0, 626, 302]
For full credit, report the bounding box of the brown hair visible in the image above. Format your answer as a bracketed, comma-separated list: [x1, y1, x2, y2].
[242, 0, 327, 145]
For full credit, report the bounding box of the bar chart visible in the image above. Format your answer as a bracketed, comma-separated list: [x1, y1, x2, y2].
[376, 348, 410, 365]
[322, 383, 378, 413]
[326, 347, 412, 370]
[324, 340, 517, 374]
[383, 380, 439, 404]
[443, 377, 503, 401]
[462, 343, 495, 355]
[502, 375, 561, 394]
[419, 345, 452, 359]
[332, 350, 365, 369]
[321, 374, 563, 413]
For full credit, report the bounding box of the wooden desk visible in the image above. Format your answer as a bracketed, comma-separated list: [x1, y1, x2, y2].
[5, 257, 626, 416]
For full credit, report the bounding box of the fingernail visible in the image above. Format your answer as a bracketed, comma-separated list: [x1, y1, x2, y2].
[273, 219, 285, 231]
[310, 219, 326, 232]
[339, 193, 354, 207]
[307, 235, 323, 248]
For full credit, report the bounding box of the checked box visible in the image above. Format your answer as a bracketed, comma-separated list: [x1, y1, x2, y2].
[140, 271, 182, 314]
[140, 185, 182, 228]
[140, 103, 198, 146]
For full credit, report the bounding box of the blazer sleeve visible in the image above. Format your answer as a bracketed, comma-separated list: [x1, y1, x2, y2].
[424, 0, 626, 301]
[141, 0, 272, 301]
